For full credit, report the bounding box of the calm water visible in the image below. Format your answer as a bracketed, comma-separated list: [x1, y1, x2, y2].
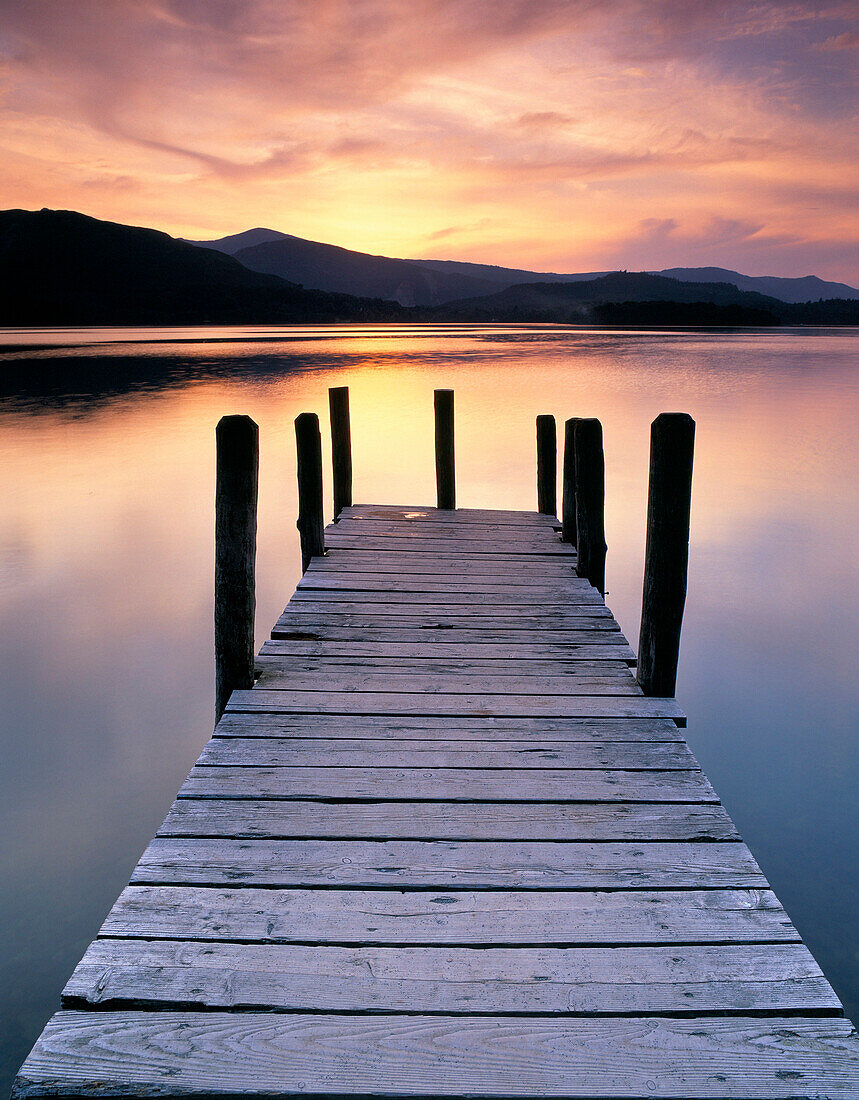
[1, 324, 857, 1088]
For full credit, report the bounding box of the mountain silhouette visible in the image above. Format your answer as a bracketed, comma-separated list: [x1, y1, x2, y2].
[190, 228, 859, 305]
[0, 210, 406, 325]
[424, 272, 859, 325]
[224, 236, 500, 306]
[184, 227, 292, 255]
[4, 209, 857, 327]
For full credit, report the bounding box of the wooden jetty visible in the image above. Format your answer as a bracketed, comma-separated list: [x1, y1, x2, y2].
[13, 394, 859, 1098]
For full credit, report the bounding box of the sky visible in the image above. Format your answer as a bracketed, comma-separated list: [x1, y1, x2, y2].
[1, 0, 857, 281]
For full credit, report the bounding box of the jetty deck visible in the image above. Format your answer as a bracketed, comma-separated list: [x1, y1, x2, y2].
[13, 503, 859, 1097]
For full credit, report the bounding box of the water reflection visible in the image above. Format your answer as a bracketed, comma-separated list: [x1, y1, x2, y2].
[0, 325, 857, 1090]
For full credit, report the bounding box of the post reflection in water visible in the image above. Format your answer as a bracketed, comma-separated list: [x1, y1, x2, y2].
[0, 324, 857, 1090]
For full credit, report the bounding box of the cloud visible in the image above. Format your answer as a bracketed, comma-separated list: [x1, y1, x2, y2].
[813, 31, 859, 49]
[0, 0, 856, 280]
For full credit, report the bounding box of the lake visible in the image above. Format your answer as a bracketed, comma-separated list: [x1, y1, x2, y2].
[0, 324, 857, 1091]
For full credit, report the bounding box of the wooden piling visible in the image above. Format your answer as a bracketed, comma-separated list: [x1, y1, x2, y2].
[536, 414, 557, 516]
[295, 412, 325, 573]
[574, 418, 607, 595]
[637, 413, 696, 697]
[562, 417, 580, 545]
[214, 414, 258, 723]
[434, 389, 455, 510]
[329, 386, 352, 519]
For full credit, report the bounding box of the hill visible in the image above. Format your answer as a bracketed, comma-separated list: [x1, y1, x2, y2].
[425, 271, 859, 326]
[190, 226, 858, 305]
[0, 210, 405, 325]
[183, 227, 292, 255]
[224, 236, 500, 306]
[655, 266, 859, 304]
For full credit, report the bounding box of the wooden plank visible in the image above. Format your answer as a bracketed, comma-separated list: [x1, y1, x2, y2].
[300, 572, 593, 594]
[100, 885, 802, 945]
[64, 940, 838, 1015]
[343, 505, 559, 526]
[309, 553, 580, 576]
[282, 601, 616, 618]
[260, 639, 637, 663]
[329, 520, 569, 542]
[323, 534, 577, 555]
[197, 738, 698, 770]
[226, 691, 684, 720]
[213, 713, 683, 741]
[257, 651, 635, 674]
[277, 609, 620, 627]
[18, 1012, 859, 1098]
[257, 656, 634, 678]
[251, 670, 641, 696]
[131, 838, 760, 889]
[179, 766, 712, 803]
[159, 799, 738, 841]
[271, 626, 634, 645]
[295, 582, 605, 602]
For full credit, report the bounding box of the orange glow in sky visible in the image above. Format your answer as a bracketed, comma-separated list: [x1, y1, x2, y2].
[1, 1, 857, 281]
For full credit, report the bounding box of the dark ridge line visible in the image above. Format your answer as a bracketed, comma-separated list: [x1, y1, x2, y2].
[155, 833, 740, 843]
[119, 881, 778, 895]
[172, 795, 718, 806]
[208, 739, 681, 747]
[127, 881, 768, 893]
[189, 765, 704, 773]
[93, 935, 804, 950]
[59, 998, 841, 1021]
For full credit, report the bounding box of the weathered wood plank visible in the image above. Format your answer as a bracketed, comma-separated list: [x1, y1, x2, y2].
[159, 799, 737, 840]
[257, 651, 635, 674]
[179, 766, 712, 802]
[295, 582, 605, 602]
[323, 534, 577, 555]
[309, 552, 579, 576]
[300, 572, 592, 594]
[277, 610, 620, 628]
[227, 691, 684, 721]
[131, 838, 760, 889]
[64, 940, 838, 1015]
[17, 1012, 859, 1098]
[282, 601, 616, 619]
[271, 625, 634, 645]
[260, 639, 638, 663]
[343, 505, 559, 526]
[212, 713, 682, 741]
[251, 670, 641, 696]
[257, 655, 633, 677]
[197, 738, 697, 770]
[329, 520, 568, 543]
[100, 885, 802, 945]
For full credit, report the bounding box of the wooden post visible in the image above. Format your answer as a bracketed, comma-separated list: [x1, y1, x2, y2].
[562, 416, 580, 545]
[329, 386, 352, 519]
[434, 389, 455, 510]
[637, 412, 696, 697]
[536, 414, 557, 516]
[215, 415, 258, 724]
[295, 412, 325, 573]
[574, 418, 607, 594]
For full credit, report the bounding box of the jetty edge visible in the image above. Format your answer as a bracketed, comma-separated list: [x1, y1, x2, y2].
[12, 390, 859, 1099]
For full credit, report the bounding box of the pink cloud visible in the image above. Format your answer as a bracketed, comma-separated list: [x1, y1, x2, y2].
[0, 0, 856, 280]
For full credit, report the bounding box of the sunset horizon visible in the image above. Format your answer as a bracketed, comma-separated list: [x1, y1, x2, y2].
[3, 5, 859, 1097]
[2, 1, 857, 282]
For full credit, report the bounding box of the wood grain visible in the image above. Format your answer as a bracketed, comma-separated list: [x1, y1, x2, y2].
[159, 798, 737, 841]
[179, 764, 714, 802]
[65, 940, 837, 1015]
[100, 885, 801, 946]
[16, 1012, 859, 1098]
[131, 838, 763, 889]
